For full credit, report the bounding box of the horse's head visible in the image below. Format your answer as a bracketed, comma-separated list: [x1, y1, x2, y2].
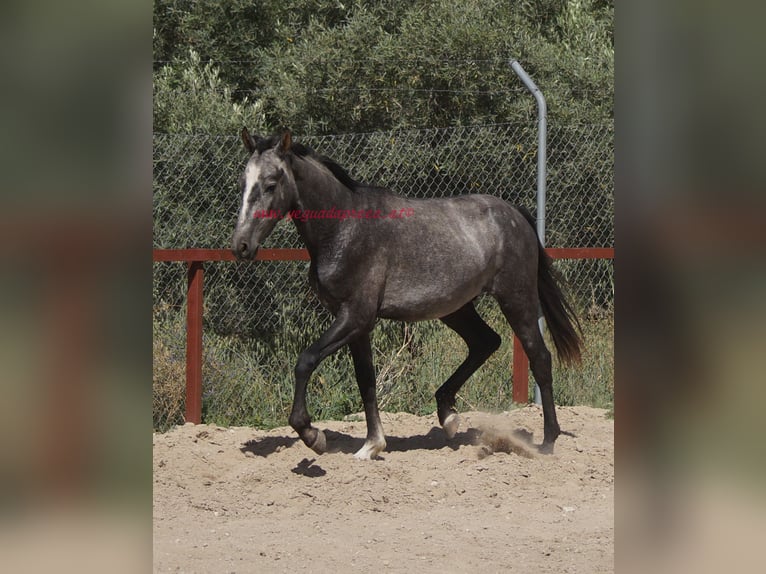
[232, 128, 298, 260]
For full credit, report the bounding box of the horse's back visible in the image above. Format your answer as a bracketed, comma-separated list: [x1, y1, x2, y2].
[378, 193, 535, 267]
[371, 194, 537, 320]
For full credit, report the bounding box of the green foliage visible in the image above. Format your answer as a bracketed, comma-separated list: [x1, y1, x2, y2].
[153, 0, 613, 134]
[154, 0, 358, 92]
[153, 49, 266, 133]
[256, 0, 612, 132]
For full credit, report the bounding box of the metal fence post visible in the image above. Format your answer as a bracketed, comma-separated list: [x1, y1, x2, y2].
[510, 59, 547, 405]
[509, 60, 547, 243]
[185, 260, 204, 424]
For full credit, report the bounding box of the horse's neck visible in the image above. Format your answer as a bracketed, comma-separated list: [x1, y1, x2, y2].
[292, 157, 350, 212]
[290, 158, 354, 251]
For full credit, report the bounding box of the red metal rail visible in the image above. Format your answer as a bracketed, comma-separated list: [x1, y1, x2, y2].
[153, 247, 614, 423]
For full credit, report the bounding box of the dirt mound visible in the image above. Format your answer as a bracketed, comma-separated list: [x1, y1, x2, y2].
[153, 405, 613, 573]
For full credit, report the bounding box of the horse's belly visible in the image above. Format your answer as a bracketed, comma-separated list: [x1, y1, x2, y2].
[377, 274, 487, 321]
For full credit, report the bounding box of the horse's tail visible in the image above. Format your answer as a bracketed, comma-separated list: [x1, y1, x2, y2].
[518, 206, 584, 366]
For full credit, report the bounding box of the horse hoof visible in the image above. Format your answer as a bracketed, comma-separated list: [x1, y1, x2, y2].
[309, 429, 326, 454]
[538, 441, 555, 455]
[353, 441, 383, 460]
[442, 413, 460, 439]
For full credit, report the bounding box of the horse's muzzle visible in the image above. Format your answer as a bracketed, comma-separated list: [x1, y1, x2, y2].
[232, 238, 259, 261]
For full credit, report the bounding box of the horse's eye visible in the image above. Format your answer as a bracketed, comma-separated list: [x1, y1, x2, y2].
[264, 184, 277, 194]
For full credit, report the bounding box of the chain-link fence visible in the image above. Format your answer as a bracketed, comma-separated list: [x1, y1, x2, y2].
[153, 123, 613, 429]
[154, 124, 613, 248]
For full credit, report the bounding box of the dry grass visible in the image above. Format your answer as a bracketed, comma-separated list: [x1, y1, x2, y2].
[152, 302, 614, 431]
[153, 331, 186, 431]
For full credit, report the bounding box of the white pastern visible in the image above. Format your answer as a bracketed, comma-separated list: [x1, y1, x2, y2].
[353, 439, 385, 460]
[442, 413, 460, 439]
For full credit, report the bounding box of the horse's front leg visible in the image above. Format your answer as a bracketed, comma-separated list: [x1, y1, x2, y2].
[288, 309, 369, 454]
[348, 333, 386, 460]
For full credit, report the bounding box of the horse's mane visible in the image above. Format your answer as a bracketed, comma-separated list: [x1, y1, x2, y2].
[257, 134, 385, 194]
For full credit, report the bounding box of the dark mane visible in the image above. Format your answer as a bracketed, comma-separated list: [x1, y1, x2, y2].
[299, 146, 365, 192]
[259, 133, 383, 193]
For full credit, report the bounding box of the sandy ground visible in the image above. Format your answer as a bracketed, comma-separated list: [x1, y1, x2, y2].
[153, 405, 613, 573]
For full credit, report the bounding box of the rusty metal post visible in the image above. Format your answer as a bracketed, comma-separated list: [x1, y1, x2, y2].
[512, 334, 529, 404]
[185, 261, 204, 424]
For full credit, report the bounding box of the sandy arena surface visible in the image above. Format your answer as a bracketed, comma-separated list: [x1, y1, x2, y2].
[153, 405, 613, 573]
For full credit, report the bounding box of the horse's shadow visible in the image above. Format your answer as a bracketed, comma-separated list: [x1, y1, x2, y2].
[240, 435, 298, 457]
[240, 426, 481, 458]
[372, 426, 481, 454]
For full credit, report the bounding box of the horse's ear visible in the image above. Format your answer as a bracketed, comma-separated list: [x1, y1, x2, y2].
[241, 127, 257, 154]
[278, 129, 293, 154]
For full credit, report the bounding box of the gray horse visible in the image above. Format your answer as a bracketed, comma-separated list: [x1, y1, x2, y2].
[232, 129, 583, 459]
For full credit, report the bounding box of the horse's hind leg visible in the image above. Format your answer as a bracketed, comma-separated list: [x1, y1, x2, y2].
[348, 333, 386, 460]
[436, 302, 501, 438]
[496, 295, 560, 452]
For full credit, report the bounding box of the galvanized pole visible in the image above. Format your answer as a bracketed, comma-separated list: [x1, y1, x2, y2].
[509, 59, 546, 405]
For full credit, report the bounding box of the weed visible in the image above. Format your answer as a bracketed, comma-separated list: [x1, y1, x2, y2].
[152, 300, 614, 431]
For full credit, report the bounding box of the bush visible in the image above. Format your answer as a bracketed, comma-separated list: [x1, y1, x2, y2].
[152, 297, 613, 431]
[153, 303, 186, 431]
